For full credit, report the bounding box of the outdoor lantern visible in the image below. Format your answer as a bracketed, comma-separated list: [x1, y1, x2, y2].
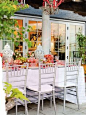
[42, 0, 64, 14]
[35, 44, 44, 61]
[2, 43, 13, 63]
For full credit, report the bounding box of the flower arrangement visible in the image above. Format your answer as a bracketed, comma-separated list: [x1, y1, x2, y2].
[26, 52, 35, 58]
[27, 58, 39, 67]
[44, 54, 54, 63]
[17, 57, 27, 63]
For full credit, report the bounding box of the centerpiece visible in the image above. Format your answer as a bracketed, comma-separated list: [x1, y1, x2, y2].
[44, 54, 54, 63]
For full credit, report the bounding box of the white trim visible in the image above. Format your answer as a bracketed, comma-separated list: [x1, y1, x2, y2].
[50, 18, 85, 24]
[66, 23, 70, 62]
[14, 14, 85, 24]
[14, 14, 42, 20]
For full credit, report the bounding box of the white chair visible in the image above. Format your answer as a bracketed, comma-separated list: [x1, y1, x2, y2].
[70, 57, 82, 66]
[6, 63, 29, 115]
[27, 63, 56, 115]
[55, 62, 80, 111]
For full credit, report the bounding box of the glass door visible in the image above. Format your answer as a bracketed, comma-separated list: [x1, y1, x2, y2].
[28, 20, 42, 52]
[51, 22, 66, 60]
[69, 24, 83, 59]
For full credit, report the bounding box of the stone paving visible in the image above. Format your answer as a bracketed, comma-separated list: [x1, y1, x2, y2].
[8, 99, 86, 115]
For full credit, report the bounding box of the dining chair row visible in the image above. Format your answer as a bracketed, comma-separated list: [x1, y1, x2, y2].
[5, 61, 80, 115]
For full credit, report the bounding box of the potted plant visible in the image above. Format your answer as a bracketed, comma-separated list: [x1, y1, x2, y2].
[76, 32, 86, 74]
[3, 82, 29, 112]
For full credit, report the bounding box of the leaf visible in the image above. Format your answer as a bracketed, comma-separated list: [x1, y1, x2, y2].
[3, 82, 12, 94]
[14, 41, 19, 47]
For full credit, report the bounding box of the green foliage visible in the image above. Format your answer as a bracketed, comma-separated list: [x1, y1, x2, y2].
[13, 24, 32, 47]
[3, 82, 30, 102]
[0, 0, 31, 48]
[76, 32, 86, 64]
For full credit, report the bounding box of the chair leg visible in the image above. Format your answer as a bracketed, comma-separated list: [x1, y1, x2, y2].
[63, 87, 66, 112]
[52, 90, 56, 115]
[16, 100, 18, 115]
[37, 93, 41, 115]
[50, 93, 52, 108]
[41, 94, 44, 111]
[25, 100, 29, 115]
[76, 86, 79, 110]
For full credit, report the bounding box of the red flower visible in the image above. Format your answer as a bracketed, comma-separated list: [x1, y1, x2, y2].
[0, 53, 3, 57]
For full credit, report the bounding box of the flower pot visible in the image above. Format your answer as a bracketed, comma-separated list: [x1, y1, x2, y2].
[5, 99, 15, 111]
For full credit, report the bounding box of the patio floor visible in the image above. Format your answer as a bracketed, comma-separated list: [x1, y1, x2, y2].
[8, 98, 86, 115]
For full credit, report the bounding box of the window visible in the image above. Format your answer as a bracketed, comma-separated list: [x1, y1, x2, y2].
[14, 19, 23, 56]
[2, 19, 23, 56]
[69, 24, 83, 59]
[28, 21, 42, 51]
[2, 39, 13, 50]
[51, 23, 66, 60]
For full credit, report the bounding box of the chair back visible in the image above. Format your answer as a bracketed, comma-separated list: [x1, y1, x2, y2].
[6, 63, 28, 94]
[64, 62, 80, 87]
[70, 57, 82, 66]
[39, 63, 56, 91]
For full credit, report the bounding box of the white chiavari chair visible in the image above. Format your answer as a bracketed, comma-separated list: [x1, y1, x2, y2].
[70, 57, 82, 66]
[27, 63, 56, 115]
[55, 62, 80, 112]
[6, 63, 29, 115]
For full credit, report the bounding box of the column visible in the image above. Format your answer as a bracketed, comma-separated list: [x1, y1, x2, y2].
[42, 11, 51, 54]
[0, 57, 6, 115]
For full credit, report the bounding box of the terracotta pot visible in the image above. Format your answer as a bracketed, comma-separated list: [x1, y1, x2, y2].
[5, 99, 15, 111]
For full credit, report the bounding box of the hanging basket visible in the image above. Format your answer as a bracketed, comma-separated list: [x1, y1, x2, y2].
[5, 99, 15, 111]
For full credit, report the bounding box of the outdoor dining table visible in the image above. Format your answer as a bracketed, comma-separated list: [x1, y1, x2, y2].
[2, 65, 86, 104]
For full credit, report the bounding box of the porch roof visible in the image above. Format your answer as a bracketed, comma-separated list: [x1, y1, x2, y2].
[16, 6, 86, 22]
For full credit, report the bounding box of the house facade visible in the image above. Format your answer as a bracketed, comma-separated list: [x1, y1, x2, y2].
[1, 6, 86, 60]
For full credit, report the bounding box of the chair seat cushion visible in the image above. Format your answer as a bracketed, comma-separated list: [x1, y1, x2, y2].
[28, 84, 53, 93]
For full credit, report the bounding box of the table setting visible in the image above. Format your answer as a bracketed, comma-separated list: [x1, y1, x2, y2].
[1, 43, 86, 105]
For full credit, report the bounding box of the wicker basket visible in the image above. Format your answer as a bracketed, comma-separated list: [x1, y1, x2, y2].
[6, 99, 15, 111]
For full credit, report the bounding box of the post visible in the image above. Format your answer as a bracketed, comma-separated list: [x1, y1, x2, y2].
[0, 56, 6, 115]
[65, 23, 70, 62]
[42, 11, 51, 54]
